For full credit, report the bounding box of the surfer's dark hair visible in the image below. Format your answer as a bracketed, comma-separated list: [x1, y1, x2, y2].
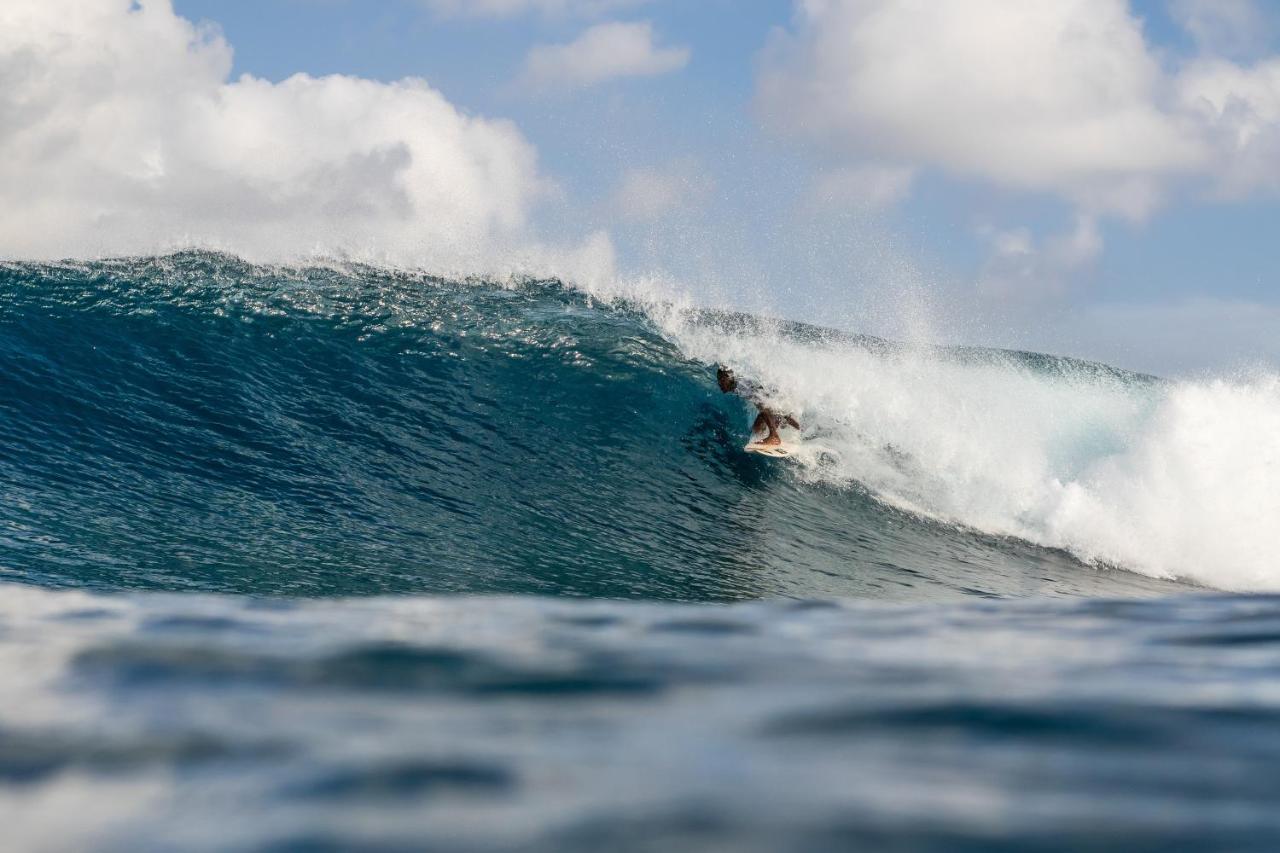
[716, 366, 736, 391]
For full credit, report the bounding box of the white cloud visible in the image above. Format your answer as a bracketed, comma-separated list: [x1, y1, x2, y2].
[1176, 57, 1280, 198]
[612, 161, 713, 221]
[759, 0, 1204, 218]
[0, 0, 612, 279]
[759, 0, 1280, 292]
[521, 21, 689, 92]
[756, 0, 1280, 209]
[423, 0, 650, 18]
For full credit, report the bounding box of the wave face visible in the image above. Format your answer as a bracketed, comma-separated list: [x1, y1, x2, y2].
[0, 252, 1276, 596]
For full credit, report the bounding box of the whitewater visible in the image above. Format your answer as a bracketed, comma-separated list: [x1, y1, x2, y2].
[657, 307, 1280, 593]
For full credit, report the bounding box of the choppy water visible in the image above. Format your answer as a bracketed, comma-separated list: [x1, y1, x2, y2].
[7, 585, 1280, 852]
[3, 253, 1280, 850]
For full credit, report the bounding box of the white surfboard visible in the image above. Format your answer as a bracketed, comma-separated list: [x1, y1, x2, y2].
[743, 440, 799, 458]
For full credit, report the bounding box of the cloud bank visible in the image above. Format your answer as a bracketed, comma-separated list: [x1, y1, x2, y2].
[758, 0, 1280, 291]
[760, 0, 1201, 216]
[0, 0, 612, 279]
[521, 21, 690, 92]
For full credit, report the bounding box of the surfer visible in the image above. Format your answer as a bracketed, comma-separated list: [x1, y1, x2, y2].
[717, 366, 800, 446]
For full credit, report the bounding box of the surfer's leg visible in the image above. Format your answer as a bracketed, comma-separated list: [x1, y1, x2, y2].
[759, 410, 782, 445]
[751, 411, 769, 435]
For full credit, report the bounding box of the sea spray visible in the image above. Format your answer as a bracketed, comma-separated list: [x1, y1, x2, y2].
[657, 306, 1280, 590]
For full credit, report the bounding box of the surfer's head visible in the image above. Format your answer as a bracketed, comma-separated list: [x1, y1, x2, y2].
[716, 366, 736, 393]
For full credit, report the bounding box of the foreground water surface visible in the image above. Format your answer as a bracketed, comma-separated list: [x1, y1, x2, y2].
[5, 584, 1280, 852]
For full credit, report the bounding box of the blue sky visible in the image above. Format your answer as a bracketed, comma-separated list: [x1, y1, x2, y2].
[4, 1, 1278, 374]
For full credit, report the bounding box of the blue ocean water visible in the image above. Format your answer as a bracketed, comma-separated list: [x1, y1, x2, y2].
[2, 253, 1279, 850]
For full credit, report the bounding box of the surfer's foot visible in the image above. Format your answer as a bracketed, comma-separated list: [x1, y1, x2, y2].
[762, 433, 782, 446]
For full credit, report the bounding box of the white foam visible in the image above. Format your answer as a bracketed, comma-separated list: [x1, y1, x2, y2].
[656, 307, 1280, 593]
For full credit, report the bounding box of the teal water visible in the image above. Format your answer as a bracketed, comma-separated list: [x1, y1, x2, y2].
[0, 252, 1178, 601]
[3, 253, 1279, 851]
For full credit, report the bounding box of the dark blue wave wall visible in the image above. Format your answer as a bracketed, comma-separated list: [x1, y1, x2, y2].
[0, 254, 1178, 601]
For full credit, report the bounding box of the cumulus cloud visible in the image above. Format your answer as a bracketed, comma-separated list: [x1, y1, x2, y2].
[521, 21, 690, 92]
[1177, 57, 1280, 198]
[423, 0, 650, 18]
[759, 0, 1204, 218]
[759, 0, 1280, 293]
[0, 0, 611, 278]
[611, 161, 713, 221]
